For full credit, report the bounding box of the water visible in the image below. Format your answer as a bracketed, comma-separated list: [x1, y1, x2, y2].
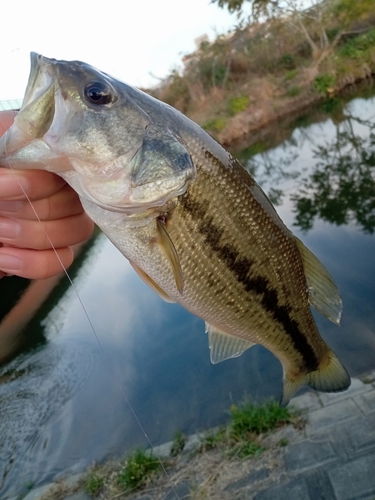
[1, 90, 375, 498]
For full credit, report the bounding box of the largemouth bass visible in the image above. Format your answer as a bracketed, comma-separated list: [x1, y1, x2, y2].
[0, 53, 350, 406]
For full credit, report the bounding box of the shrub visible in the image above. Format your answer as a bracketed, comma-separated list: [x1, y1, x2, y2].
[117, 449, 160, 490]
[228, 95, 250, 115]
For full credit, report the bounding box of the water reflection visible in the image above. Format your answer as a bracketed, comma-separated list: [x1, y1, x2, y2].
[1, 92, 375, 499]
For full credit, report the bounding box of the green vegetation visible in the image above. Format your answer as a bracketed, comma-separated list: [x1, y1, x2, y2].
[170, 430, 186, 457]
[84, 470, 105, 496]
[228, 95, 250, 115]
[202, 117, 227, 133]
[200, 398, 292, 459]
[116, 449, 161, 490]
[313, 74, 336, 95]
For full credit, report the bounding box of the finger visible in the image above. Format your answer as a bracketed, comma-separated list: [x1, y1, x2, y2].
[0, 168, 66, 201]
[0, 246, 74, 280]
[0, 111, 17, 136]
[0, 212, 94, 250]
[0, 184, 85, 221]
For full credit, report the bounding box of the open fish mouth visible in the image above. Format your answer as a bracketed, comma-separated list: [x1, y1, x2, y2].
[0, 53, 196, 215]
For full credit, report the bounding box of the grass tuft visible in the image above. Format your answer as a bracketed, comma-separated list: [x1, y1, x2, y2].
[170, 430, 186, 457]
[116, 449, 160, 490]
[84, 470, 104, 496]
[230, 399, 291, 436]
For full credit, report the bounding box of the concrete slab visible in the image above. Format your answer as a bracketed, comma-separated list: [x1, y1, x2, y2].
[318, 378, 371, 407]
[354, 389, 375, 415]
[253, 477, 311, 500]
[290, 391, 322, 413]
[306, 398, 361, 434]
[328, 453, 375, 500]
[284, 439, 337, 471]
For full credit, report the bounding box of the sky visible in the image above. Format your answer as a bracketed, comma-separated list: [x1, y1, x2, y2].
[0, 0, 238, 101]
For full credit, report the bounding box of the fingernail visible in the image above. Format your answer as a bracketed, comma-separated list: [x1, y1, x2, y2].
[0, 175, 29, 198]
[0, 200, 23, 213]
[0, 253, 22, 271]
[0, 218, 21, 239]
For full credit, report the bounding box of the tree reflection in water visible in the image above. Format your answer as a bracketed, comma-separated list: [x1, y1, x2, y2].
[292, 114, 375, 233]
[235, 94, 375, 233]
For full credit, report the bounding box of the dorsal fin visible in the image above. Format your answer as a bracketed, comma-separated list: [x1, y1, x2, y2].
[129, 261, 175, 303]
[205, 322, 256, 364]
[295, 237, 342, 325]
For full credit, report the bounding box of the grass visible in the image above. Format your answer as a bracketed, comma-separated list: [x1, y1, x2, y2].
[202, 117, 227, 133]
[170, 430, 186, 457]
[228, 95, 250, 115]
[84, 470, 104, 496]
[116, 449, 161, 490]
[199, 398, 292, 459]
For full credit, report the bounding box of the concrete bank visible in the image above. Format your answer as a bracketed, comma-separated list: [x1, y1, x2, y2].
[18, 370, 375, 500]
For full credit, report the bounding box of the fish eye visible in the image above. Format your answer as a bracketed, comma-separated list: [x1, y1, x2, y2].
[84, 81, 113, 105]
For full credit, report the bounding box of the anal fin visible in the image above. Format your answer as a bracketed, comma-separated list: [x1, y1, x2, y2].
[205, 322, 256, 364]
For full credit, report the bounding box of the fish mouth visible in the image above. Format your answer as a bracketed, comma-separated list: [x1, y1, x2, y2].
[0, 53, 73, 171]
[0, 53, 196, 215]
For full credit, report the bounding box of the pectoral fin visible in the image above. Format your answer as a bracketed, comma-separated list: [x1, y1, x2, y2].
[205, 322, 256, 364]
[295, 237, 342, 325]
[156, 219, 184, 294]
[129, 260, 175, 303]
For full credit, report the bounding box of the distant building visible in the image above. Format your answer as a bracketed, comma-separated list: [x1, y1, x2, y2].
[0, 99, 22, 111]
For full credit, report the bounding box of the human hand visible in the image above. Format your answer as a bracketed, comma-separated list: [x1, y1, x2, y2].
[0, 111, 94, 279]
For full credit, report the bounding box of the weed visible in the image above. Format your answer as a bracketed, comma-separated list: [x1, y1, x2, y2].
[285, 69, 298, 81]
[313, 74, 336, 94]
[170, 430, 186, 457]
[280, 54, 296, 70]
[279, 437, 289, 447]
[228, 95, 250, 116]
[287, 85, 301, 97]
[202, 118, 227, 133]
[116, 449, 160, 490]
[339, 28, 375, 59]
[84, 470, 104, 496]
[230, 399, 291, 436]
[228, 441, 264, 459]
[199, 427, 227, 452]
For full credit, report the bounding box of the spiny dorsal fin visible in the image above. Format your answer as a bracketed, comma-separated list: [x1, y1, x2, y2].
[156, 219, 184, 294]
[129, 260, 175, 303]
[295, 237, 342, 325]
[205, 322, 256, 364]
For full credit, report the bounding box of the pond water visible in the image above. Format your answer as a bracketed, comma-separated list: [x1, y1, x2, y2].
[1, 89, 375, 498]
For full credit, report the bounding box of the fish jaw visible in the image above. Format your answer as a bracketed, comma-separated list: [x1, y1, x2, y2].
[0, 53, 196, 215]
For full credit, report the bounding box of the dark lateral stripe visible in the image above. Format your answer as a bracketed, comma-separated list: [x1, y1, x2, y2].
[180, 193, 319, 371]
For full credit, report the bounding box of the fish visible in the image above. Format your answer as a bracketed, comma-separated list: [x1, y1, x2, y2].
[0, 53, 350, 406]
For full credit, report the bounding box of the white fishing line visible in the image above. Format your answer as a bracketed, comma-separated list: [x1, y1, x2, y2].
[3, 143, 181, 499]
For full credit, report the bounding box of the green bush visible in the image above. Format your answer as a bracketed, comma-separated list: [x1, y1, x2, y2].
[117, 449, 160, 490]
[84, 471, 104, 496]
[230, 399, 291, 436]
[313, 74, 336, 94]
[202, 118, 227, 133]
[287, 85, 301, 97]
[228, 95, 250, 115]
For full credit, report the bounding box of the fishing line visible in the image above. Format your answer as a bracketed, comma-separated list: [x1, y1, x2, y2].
[3, 142, 181, 499]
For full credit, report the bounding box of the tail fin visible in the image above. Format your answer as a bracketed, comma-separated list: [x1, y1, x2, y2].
[280, 349, 351, 407]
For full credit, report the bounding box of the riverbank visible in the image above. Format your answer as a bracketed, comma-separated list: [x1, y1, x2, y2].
[18, 370, 375, 500]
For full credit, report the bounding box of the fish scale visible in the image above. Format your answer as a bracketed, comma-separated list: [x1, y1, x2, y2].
[0, 53, 351, 405]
